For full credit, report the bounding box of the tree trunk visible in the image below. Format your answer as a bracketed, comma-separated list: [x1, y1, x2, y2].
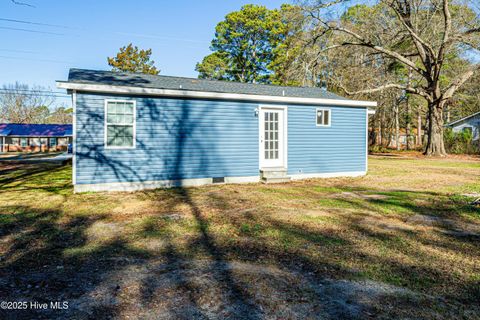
[377, 115, 382, 145]
[417, 110, 422, 147]
[424, 102, 447, 156]
[406, 96, 411, 150]
[381, 109, 386, 147]
[405, 70, 412, 150]
[395, 103, 400, 151]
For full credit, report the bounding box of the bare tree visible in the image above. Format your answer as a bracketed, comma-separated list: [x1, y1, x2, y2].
[0, 83, 55, 123]
[302, 0, 480, 156]
[47, 105, 73, 124]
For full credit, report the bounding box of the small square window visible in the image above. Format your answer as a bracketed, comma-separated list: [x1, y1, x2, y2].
[316, 109, 331, 126]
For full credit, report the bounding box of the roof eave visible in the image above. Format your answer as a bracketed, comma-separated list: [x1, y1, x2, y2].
[446, 111, 480, 127]
[57, 81, 377, 108]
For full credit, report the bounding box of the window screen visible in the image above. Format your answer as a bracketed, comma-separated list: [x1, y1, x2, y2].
[106, 101, 135, 148]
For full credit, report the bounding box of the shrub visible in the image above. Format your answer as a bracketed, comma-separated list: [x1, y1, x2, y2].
[444, 128, 479, 154]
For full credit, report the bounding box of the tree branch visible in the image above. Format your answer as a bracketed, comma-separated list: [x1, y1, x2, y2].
[464, 27, 480, 35]
[323, 23, 428, 78]
[336, 82, 431, 100]
[387, 0, 435, 64]
[437, 0, 452, 64]
[443, 64, 480, 100]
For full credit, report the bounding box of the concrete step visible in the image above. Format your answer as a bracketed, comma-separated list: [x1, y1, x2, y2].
[261, 167, 286, 172]
[260, 167, 288, 179]
[261, 177, 291, 184]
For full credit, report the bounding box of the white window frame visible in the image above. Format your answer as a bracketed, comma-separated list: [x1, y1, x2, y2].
[316, 108, 331, 127]
[104, 99, 136, 149]
[49, 137, 57, 147]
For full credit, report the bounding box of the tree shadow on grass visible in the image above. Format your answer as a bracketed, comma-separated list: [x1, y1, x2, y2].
[1, 185, 479, 319]
[201, 185, 480, 305]
[0, 162, 65, 188]
[0, 204, 152, 319]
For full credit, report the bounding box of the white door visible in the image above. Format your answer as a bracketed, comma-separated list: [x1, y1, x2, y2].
[260, 107, 285, 168]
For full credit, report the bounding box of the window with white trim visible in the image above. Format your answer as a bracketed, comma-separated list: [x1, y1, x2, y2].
[316, 108, 331, 126]
[20, 138, 27, 147]
[50, 138, 57, 147]
[105, 100, 135, 148]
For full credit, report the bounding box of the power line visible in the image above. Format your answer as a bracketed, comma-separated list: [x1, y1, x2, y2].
[0, 92, 69, 97]
[0, 26, 66, 36]
[0, 17, 208, 44]
[10, 0, 35, 8]
[0, 94, 70, 99]
[0, 89, 70, 99]
[0, 93, 70, 98]
[0, 88, 68, 95]
[0, 55, 75, 64]
[0, 48, 39, 54]
[0, 18, 72, 29]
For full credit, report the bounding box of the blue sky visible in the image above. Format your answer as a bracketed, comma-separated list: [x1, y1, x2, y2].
[0, 0, 286, 106]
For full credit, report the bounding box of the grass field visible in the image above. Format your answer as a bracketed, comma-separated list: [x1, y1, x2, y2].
[0, 156, 479, 319]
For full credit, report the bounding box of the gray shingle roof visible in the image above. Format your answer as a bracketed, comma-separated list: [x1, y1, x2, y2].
[446, 111, 480, 127]
[66, 68, 349, 101]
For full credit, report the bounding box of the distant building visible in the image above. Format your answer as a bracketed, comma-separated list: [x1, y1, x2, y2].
[369, 127, 422, 149]
[446, 111, 480, 142]
[0, 123, 72, 153]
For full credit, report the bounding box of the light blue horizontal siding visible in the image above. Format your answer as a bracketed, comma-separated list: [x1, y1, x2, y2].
[75, 94, 259, 184]
[450, 114, 480, 141]
[75, 93, 367, 185]
[287, 105, 367, 175]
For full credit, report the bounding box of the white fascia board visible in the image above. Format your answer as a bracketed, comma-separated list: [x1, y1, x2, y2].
[445, 111, 480, 127]
[56, 81, 378, 108]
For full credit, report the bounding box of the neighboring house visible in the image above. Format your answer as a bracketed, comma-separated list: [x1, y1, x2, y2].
[0, 123, 72, 153]
[446, 111, 480, 142]
[57, 68, 376, 193]
[386, 128, 421, 149]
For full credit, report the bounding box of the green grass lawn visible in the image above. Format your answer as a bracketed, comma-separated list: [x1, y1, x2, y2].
[0, 156, 479, 319]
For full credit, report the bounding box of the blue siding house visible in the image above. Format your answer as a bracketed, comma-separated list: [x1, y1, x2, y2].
[446, 111, 480, 142]
[58, 69, 376, 192]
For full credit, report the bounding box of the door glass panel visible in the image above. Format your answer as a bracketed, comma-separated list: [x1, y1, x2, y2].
[264, 111, 280, 160]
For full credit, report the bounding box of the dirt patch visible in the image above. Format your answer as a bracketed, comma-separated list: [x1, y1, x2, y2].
[407, 214, 480, 238]
[407, 214, 444, 227]
[85, 221, 128, 242]
[337, 192, 388, 200]
[360, 215, 416, 233]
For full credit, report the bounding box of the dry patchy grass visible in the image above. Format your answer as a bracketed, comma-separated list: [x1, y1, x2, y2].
[0, 156, 479, 319]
